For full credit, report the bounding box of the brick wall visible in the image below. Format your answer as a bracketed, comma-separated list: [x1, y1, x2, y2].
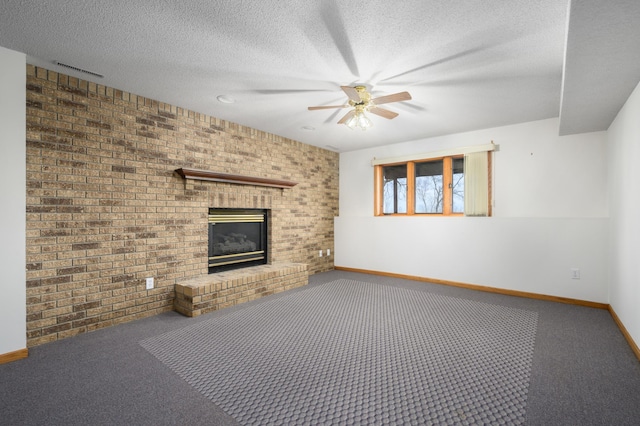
[25, 65, 339, 347]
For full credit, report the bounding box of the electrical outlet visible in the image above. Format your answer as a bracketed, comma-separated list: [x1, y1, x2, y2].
[327, 249, 331, 256]
[319, 250, 323, 257]
[570, 268, 580, 280]
[146, 277, 154, 289]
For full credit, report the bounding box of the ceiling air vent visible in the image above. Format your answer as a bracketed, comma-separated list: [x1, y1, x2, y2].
[54, 61, 104, 78]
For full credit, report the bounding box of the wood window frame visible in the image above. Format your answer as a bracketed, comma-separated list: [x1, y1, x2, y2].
[375, 153, 490, 217]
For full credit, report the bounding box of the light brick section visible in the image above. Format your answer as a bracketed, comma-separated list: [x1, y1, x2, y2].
[25, 65, 338, 346]
[174, 262, 308, 317]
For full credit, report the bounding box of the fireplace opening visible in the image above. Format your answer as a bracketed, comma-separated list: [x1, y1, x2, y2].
[208, 208, 268, 273]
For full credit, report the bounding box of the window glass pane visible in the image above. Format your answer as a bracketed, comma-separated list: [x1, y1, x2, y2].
[382, 164, 407, 214]
[452, 157, 464, 213]
[415, 160, 443, 213]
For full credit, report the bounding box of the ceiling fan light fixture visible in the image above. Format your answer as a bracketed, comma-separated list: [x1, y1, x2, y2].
[345, 114, 357, 129]
[308, 85, 410, 130]
[357, 111, 372, 129]
[346, 107, 372, 130]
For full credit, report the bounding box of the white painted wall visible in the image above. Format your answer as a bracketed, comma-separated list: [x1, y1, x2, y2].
[0, 46, 27, 355]
[336, 118, 609, 302]
[607, 81, 640, 346]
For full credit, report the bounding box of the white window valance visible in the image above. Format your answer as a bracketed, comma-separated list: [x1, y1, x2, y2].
[371, 142, 497, 166]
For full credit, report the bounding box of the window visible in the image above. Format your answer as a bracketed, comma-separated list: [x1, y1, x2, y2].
[382, 164, 407, 214]
[414, 160, 443, 213]
[374, 153, 490, 216]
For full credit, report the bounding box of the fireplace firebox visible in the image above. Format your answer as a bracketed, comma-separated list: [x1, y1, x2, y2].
[208, 208, 268, 273]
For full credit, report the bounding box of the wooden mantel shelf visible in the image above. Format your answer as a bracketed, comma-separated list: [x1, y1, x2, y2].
[175, 168, 298, 189]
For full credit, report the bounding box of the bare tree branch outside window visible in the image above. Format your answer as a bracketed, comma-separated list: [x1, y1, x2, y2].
[452, 172, 464, 212]
[415, 175, 443, 213]
[383, 178, 407, 213]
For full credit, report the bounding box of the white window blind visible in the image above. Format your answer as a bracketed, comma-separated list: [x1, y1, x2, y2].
[463, 151, 489, 216]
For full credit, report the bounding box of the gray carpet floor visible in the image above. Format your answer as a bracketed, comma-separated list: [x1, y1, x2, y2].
[141, 279, 538, 425]
[2, 270, 640, 425]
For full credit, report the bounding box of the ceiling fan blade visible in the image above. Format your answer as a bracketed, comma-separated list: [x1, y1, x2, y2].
[337, 110, 356, 124]
[371, 91, 412, 105]
[369, 107, 399, 120]
[308, 105, 349, 110]
[341, 86, 362, 102]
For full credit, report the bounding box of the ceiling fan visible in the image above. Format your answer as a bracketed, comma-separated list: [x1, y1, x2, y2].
[308, 86, 412, 130]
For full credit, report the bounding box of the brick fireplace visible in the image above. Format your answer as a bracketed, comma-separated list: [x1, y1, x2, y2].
[24, 65, 337, 346]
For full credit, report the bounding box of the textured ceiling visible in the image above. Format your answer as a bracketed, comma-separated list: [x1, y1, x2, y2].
[1, 0, 639, 152]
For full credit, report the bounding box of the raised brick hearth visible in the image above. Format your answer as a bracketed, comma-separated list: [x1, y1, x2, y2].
[174, 263, 308, 317]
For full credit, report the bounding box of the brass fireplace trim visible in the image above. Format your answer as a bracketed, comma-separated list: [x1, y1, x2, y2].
[209, 250, 265, 261]
[208, 214, 265, 223]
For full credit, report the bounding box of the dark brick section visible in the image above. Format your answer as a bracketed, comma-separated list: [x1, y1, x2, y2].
[73, 301, 101, 312]
[58, 84, 87, 96]
[25, 65, 338, 347]
[42, 323, 72, 335]
[158, 123, 175, 131]
[135, 232, 157, 239]
[57, 129, 87, 139]
[26, 83, 42, 93]
[86, 120, 111, 130]
[136, 117, 156, 126]
[57, 312, 86, 323]
[137, 129, 158, 139]
[27, 124, 56, 134]
[27, 100, 42, 109]
[41, 276, 71, 285]
[72, 242, 101, 250]
[111, 165, 136, 174]
[58, 99, 87, 110]
[57, 266, 87, 275]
